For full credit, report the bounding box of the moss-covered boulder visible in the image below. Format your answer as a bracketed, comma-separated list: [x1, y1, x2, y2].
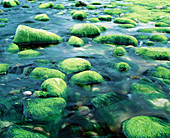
[149, 34, 168, 42]
[135, 35, 148, 40]
[30, 67, 66, 80]
[0, 63, 10, 75]
[98, 15, 112, 21]
[86, 5, 97, 10]
[119, 24, 135, 28]
[5, 125, 48, 138]
[72, 11, 87, 20]
[17, 49, 41, 58]
[13, 25, 62, 46]
[93, 34, 138, 46]
[114, 18, 137, 26]
[3, 0, 18, 7]
[135, 47, 170, 60]
[75, 1, 87, 7]
[145, 41, 154, 46]
[114, 62, 130, 72]
[22, 4, 29, 8]
[6, 43, 19, 53]
[38, 2, 53, 9]
[88, 18, 100, 23]
[58, 58, 91, 74]
[113, 47, 126, 57]
[70, 70, 104, 85]
[41, 78, 68, 99]
[97, 25, 107, 32]
[0, 18, 8, 23]
[34, 14, 49, 21]
[0, 24, 6, 27]
[53, 4, 65, 9]
[137, 27, 170, 33]
[68, 36, 84, 47]
[23, 97, 66, 121]
[155, 22, 170, 27]
[69, 23, 100, 37]
[122, 116, 170, 138]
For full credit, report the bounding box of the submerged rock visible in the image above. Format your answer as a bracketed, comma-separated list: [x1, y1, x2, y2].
[30, 67, 66, 80]
[38, 2, 53, 9]
[70, 70, 104, 85]
[113, 47, 126, 57]
[6, 43, 19, 53]
[34, 14, 49, 21]
[58, 58, 91, 74]
[17, 49, 41, 58]
[0, 63, 10, 75]
[23, 97, 66, 121]
[13, 25, 62, 46]
[69, 23, 100, 37]
[135, 47, 170, 60]
[149, 34, 168, 42]
[93, 34, 138, 46]
[72, 11, 87, 20]
[114, 62, 130, 72]
[122, 116, 170, 138]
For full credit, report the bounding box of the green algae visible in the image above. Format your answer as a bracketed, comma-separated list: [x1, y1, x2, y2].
[58, 58, 91, 74]
[118, 24, 135, 28]
[149, 34, 168, 42]
[75, 1, 87, 7]
[34, 14, 49, 21]
[38, 2, 53, 9]
[93, 34, 138, 46]
[72, 11, 87, 20]
[86, 5, 97, 10]
[0, 18, 8, 23]
[103, 9, 127, 16]
[135, 35, 148, 40]
[0, 63, 10, 75]
[145, 41, 154, 46]
[98, 15, 112, 21]
[137, 27, 170, 33]
[91, 2, 101, 5]
[113, 47, 126, 57]
[68, 36, 84, 47]
[6, 43, 19, 53]
[88, 18, 100, 23]
[114, 62, 130, 72]
[17, 49, 41, 58]
[97, 25, 107, 32]
[114, 18, 137, 26]
[53, 4, 65, 9]
[30, 67, 66, 80]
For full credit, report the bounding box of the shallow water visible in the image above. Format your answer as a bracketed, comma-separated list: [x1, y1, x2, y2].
[0, 0, 170, 137]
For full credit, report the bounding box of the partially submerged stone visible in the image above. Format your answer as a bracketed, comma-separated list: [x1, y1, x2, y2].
[137, 27, 170, 33]
[119, 24, 135, 28]
[114, 18, 137, 26]
[67, 36, 84, 47]
[75, 1, 87, 7]
[38, 2, 53, 9]
[155, 22, 170, 27]
[0, 18, 8, 23]
[91, 2, 101, 5]
[69, 23, 100, 37]
[23, 97, 66, 121]
[114, 62, 130, 72]
[30, 67, 66, 80]
[0, 63, 10, 75]
[72, 11, 87, 20]
[135, 47, 170, 60]
[145, 41, 154, 46]
[122, 116, 170, 138]
[86, 5, 97, 10]
[149, 34, 168, 42]
[97, 25, 107, 32]
[113, 47, 126, 57]
[13, 25, 62, 46]
[88, 18, 100, 23]
[93, 34, 138, 46]
[3, 0, 18, 7]
[98, 15, 112, 21]
[135, 35, 148, 40]
[70, 70, 104, 85]
[41, 78, 68, 99]
[58, 58, 91, 74]
[34, 14, 49, 21]
[53, 4, 65, 9]
[17, 49, 41, 58]
[6, 43, 19, 53]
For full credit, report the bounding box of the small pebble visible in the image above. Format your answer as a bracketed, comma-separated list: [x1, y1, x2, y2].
[78, 106, 90, 116]
[23, 91, 32, 96]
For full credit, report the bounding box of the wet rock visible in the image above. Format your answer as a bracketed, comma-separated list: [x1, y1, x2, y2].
[84, 131, 99, 137]
[6, 43, 19, 53]
[137, 27, 170, 33]
[23, 97, 66, 122]
[0, 18, 8, 23]
[113, 47, 126, 57]
[34, 14, 49, 21]
[38, 2, 53, 9]
[69, 23, 100, 37]
[23, 91, 32, 96]
[3, 0, 18, 8]
[122, 116, 170, 138]
[149, 34, 168, 42]
[34, 126, 44, 132]
[13, 25, 62, 47]
[22, 4, 29, 8]
[41, 78, 68, 99]
[70, 70, 104, 85]
[145, 41, 154, 46]
[135, 35, 148, 40]
[68, 36, 84, 47]
[155, 22, 170, 27]
[0, 63, 10, 75]
[88, 18, 100, 23]
[93, 34, 138, 46]
[98, 15, 112, 21]
[135, 47, 170, 60]
[0, 24, 5, 27]
[72, 11, 87, 20]
[75, 1, 87, 7]
[58, 58, 91, 75]
[86, 5, 97, 10]
[78, 106, 90, 116]
[30, 67, 66, 80]
[97, 25, 107, 32]
[91, 2, 101, 5]
[119, 24, 135, 28]
[114, 62, 130, 72]
[17, 49, 41, 58]
[53, 4, 65, 9]
[114, 18, 137, 26]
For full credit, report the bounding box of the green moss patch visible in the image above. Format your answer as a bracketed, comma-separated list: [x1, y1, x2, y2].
[145, 41, 154, 46]
[34, 14, 49, 21]
[93, 34, 138, 46]
[114, 62, 130, 72]
[119, 24, 135, 28]
[114, 18, 137, 26]
[72, 11, 87, 20]
[103, 9, 127, 16]
[155, 22, 170, 27]
[0, 18, 8, 23]
[3, 0, 17, 7]
[17, 49, 41, 58]
[6, 43, 19, 53]
[97, 25, 107, 32]
[53, 4, 65, 9]
[98, 15, 112, 21]
[68, 36, 84, 47]
[75, 1, 87, 7]
[86, 5, 97, 10]
[149, 34, 168, 42]
[0, 63, 10, 75]
[113, 47, 126, 57]
[137, 27, 170, 33]
[38, 2, 53, 9]
[88, 18, 100, 23]
[58, 58, 91, 74]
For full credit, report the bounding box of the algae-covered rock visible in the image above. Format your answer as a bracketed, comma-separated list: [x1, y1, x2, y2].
[68, 36, 84, 47]
[155, 22, 170, 27]
[88, 18, 100, 23]
[75, 1, 87, 7]
[22, 4, 29, 8]
[5, 125, 48, 138]
[91, 2, 101, 5]
[135, 47, 170, 60]
[86, 5, 96, 10]
[72, 11, 87, 20]
[98, 15, 112, 21]
[0, 18, 8, 23]
[137, 27, 170, 33]
[41, 78, 68, 99]
[93, 34, 138, 46]
[113, 47, 126, 57]
[38, 2, 53, 9]
[97, 25, 107, 32]
[114, 62, 130, 72]
[69, 23, 100, 37]
[3, 0, 17, 7]
[58, 58, 91, 74]
[70, 70, 104, 85]
[53, 4, 65, 9]
[0, 24, 5, 27]
[34, 91, 55, 98]
[13, 25, 62, 46]
[149, 34, 168, 42]
[135, 35, 148, 40]
[30, 67, 66, 80]
[6, 43, 19, 53]
[145, 41, 154, 46]
[23, 97, 66, 121]
[114, 18, 137, 26]
[34, 14, 49, 21]
[119, 24, 135, 28]
[122, 116, 170, 138]
[0, 63, 10, 75]
[17, 49, 41, 58]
